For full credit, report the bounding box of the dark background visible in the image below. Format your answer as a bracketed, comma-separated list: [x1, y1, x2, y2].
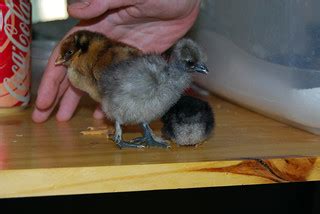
[0, 182, 319, 213]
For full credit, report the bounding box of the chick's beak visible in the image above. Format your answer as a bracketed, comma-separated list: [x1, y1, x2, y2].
[192, 63, 209, 74]
[55, 55, 66, 65]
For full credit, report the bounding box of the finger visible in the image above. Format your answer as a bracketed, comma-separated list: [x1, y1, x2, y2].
[56, 85, 84, 122]
[67, 0, 141, 19]
[35, 43, 67, 110]
[32, 75, 70, 123]
[93, 105, 105, 119]
[32, 107, 55, 123]
[34, 24, 88, 111]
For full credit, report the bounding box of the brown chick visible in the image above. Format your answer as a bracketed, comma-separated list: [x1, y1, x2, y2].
[55, 30, 142, 102]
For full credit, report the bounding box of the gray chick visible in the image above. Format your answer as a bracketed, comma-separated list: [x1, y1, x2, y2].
[98, 38, 208, 149]
[161, 95, 214, 146]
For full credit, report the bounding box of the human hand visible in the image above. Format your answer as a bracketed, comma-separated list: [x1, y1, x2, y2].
[32, 0, 201, 123]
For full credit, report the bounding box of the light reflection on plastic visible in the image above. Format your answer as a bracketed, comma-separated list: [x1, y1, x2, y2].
[31, 0, 68, 23]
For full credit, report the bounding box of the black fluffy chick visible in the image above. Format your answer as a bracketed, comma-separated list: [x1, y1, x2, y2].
[98, 38, 208, 149]
[161, 95, 214, 146]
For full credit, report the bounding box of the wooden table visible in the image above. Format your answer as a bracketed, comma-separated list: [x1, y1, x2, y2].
[0, 95, 320, 198]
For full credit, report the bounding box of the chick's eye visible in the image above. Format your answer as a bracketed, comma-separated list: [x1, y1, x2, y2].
[65, 50, 73, 57]
[63, 50, 74, 61]
[186, 60, 195, 67]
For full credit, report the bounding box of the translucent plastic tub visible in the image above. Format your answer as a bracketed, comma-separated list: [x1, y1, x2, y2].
[192, 0, 320, 134]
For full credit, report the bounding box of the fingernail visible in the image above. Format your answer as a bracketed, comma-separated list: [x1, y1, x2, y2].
[93, 108, 105, 120]
[32, 109, 49, 123]
[67, 0, 90, 8]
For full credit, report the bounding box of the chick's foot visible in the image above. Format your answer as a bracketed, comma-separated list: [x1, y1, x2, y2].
[145, 135, 169, 148]
[113, 121, 145, 149]
[115, 139, 146, 149]
[128, 136, 169, 148]
[114, 132, 145, 149]
[140, 123, 170, 148]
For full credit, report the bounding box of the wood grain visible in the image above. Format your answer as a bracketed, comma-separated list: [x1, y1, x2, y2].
[198, 158, 318, 182]
[1, 158, 319, 198]
[1, 95, 320, 198]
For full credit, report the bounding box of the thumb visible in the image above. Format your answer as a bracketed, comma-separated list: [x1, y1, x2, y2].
[67, 0, 140, 19]
[93, 105, 105, 120]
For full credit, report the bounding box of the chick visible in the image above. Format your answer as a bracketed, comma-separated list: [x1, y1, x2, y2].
[161, 95, 214, 146]
[55, 30, 142, 102]
[98, 38, 209, 149]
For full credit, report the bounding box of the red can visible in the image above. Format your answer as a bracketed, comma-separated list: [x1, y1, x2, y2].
[0, 0, 31, 111]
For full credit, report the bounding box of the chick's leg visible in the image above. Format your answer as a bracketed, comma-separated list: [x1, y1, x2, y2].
[141, 123, 170, 148]
[113, 121, 145, 149]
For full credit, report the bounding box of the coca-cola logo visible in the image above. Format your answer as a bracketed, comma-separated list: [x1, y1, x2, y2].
[0, 9, 3, 31]
[2, 0, 31, 105]
[4, 0, 30, 52]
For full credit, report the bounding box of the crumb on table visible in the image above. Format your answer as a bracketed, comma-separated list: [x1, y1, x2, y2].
[80, 126, 114, 136]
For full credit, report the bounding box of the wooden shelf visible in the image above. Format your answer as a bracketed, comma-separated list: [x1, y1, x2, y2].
[0, 95, 320, 198]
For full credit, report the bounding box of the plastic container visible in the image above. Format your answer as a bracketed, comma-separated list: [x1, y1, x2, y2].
[192, 0, 320, 134]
